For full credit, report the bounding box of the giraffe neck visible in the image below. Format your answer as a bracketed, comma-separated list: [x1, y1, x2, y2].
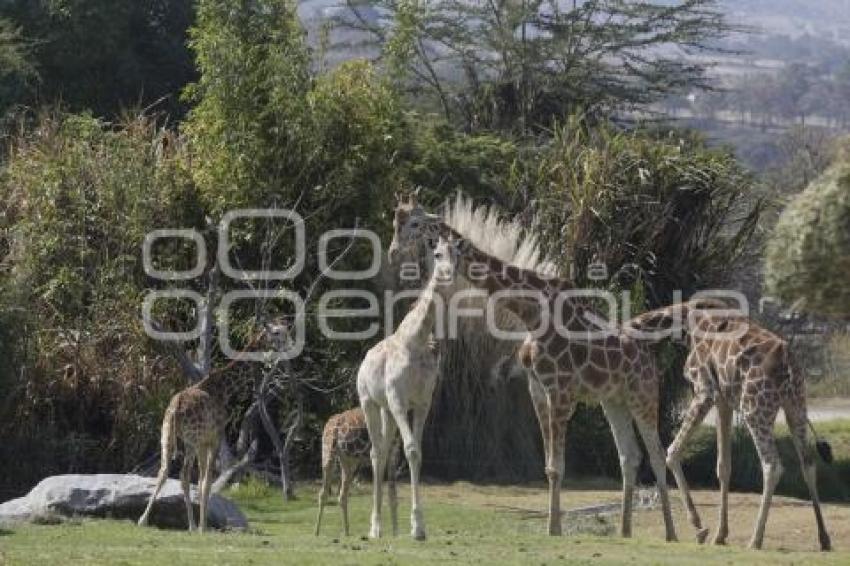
[196, 368, 249, 407]
[436, 222, 570, 330]
[396, 262, 440, 347]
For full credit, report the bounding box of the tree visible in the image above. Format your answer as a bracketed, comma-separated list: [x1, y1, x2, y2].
[765, 157, 850, 318]
[357, 0, 740, 133]
[0, 17, 35, 117]
[0, 0, 196, 117]
[0, 112, 203, 495]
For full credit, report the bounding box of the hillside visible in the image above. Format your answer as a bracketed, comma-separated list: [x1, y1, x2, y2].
[722, 0, 850, 45]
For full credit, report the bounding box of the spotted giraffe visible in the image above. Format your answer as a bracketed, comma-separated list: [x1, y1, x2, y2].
[138, 322, 283, 532]
[315, 407, 400, 536]
[137, 377, 226, 532]
[388, 192, 678, 541]
[625, 299, 832, 551]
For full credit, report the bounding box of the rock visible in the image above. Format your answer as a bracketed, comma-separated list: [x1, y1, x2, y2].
[0, 474, 248, 530]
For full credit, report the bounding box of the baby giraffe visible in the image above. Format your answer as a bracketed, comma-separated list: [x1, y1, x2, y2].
[315, 407, 399, 536]
[137, 379, 224, 532]
[139, 322, 283, 532]
[357, 235, 453, 540]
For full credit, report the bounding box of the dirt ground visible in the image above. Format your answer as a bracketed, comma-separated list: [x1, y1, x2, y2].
[437, 481, 849, 553]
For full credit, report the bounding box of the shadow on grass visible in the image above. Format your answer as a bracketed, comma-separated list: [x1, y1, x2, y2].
[0, 528, 13, 536]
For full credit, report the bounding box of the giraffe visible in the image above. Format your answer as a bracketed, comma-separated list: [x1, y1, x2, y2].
[137, 374, 226, 532]
[315, 407, 400, 536]
[138, 323, 278, 532]
[356, 235, 453, 540]
[624, 298, 832, 551]
[387, 192, 678, 541]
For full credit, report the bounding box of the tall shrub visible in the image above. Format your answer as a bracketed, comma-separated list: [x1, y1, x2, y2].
[0, 112, 201, 497]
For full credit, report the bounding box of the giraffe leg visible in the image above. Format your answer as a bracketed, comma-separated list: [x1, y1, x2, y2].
[634, 414, 678, 542]
[666, 391, 713, 543]
[528, 381, 559, 535]
[362, 401, 386, 539]
[339, 460, 353, 537]
[181, 455, 196, 532]
[198, 447, 215, 533]
[138, 420, 174, 527]
[712, 402, 733, 545]
[314, 455, 333, 536]
[387, 435, 400, 537]
[391, 402, 426, 541]
[546, 412, 568, 538]
[602, 400, 642, 539]
[743, 410, 783, 550]
[382, 408, 400, 537]
[785, 403, 831, 551]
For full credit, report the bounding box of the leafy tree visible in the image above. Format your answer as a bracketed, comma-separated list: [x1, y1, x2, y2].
[0, 112, 202, 496]
[0, 17, 35, 117]
[765, 156, 850, 318]
[359, 0, 739, 132]
[530, 120, 760, 300]
[0, 0, 196, 117]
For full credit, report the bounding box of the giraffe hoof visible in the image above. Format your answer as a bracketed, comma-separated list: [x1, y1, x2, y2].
[820, 535, 832, 552]
[696, 528, 709, 544]
[412, 530, 427, 541]
[711, 533, 727, 546]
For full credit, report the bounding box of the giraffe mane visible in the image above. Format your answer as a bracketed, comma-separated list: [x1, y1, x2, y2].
[441, 193, 558, 278]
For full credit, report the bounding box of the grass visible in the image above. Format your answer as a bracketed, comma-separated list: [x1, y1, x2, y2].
[2, 421, 849, 565]
[1, 479, 849, 565]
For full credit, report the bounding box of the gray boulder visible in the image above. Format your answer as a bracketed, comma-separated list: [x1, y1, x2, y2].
[0, 474, 248, 530]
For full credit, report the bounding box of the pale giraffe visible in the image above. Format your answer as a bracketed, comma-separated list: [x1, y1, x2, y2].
[624, 299, 832, 551]
[356, 235, 452, 540]
[138, 322, 280, 532]
[315, 407, 400, 536]
[387, 193, 677, 541]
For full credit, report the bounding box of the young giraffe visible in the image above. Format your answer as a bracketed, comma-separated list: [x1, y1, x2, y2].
[138, 323, 281, 532]
[315, 407, 399, 536]
[137, 374, 226, 532]
[357, 235, 452, 540]
[387, 193, 678, 541]
[624, 299, 832, 551]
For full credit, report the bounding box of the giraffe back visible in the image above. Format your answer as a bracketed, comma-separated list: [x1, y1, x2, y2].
[321, 408, 371, 469]
[167, 386, 226, 454]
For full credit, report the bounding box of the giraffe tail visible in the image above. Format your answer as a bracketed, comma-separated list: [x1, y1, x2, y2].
[807, 419, 834, 464]
[320, 421, 336, 473]
[161, 407, 178, 466]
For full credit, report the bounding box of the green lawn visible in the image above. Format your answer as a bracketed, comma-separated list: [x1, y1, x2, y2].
[1, 479, 848, 565]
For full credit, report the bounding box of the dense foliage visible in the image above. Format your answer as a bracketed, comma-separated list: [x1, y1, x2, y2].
[0, 113, 201, 497]
[0, 0, 781, 494]
[765, 158, 850, 318]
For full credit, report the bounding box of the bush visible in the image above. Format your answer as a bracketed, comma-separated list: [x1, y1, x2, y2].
[680, 424, 850, 502]
[0, 111, 201, 496]
[764, 159, 850, 318]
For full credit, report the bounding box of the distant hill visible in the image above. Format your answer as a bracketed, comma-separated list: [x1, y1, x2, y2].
[721, 0, 850, 45]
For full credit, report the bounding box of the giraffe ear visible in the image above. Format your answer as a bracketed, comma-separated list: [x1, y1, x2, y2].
[426, 237, 437, 250]
[410, 187, 421, 206]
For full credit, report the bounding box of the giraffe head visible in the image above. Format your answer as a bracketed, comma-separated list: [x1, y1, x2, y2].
[430, 234, 460, 284]
[387, 188, 441, 266]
